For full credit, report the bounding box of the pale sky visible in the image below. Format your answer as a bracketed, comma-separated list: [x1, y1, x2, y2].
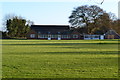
[0, 0, 119, 30]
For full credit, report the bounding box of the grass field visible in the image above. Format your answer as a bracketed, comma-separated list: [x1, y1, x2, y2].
[2, 39, 119, 78]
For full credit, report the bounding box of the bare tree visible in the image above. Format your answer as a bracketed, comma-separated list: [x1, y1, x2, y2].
[100, 0, 104, 4]
[69, 5, 105, 28]
[68, 5, 112, 34]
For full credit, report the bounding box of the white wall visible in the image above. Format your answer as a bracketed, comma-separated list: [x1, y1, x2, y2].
[100, 35, 104, 40]
[84, 35, 104, 40]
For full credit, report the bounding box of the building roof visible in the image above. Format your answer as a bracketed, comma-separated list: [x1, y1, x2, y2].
[105, 29, 120, 38]
[105, 30, 120, 35]
[31, 25, 70, 34]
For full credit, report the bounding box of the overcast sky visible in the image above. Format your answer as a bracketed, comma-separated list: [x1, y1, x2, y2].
[0, 0, 119, 30]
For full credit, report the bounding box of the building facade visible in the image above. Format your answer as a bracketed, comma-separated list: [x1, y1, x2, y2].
[84, 35, 104, 40]
[27, 25, 82, 40]
[27, 25, 120, 40]
[104, 30, 120, 39]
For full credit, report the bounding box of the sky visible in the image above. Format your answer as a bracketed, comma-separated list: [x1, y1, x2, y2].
[0, 0, 120, 30]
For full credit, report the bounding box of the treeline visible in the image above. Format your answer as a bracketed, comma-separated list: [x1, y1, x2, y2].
[1, 5, 120, 39]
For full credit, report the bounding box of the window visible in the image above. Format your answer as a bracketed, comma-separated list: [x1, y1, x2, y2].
[85, 36, 89, 38]
[51, 35, 58, 38]
[38, 34, 40, 38]
[51, 35, 55, 38]
[48, 32, 51, 34]
[45, 35, 48, 38]
[48, 35, 51, 38]
[61, 35, 69, 38]
[58, 32, 60, 34]
[84, 35, 91, 38]
[38, 35, 46, 38]
[30, 34, 35, 38]
[67, 35, 70, 38]
[41, 35, 44, 38]
[55, 35, 58, 38]
[62, 35, 66, 38]
[58, 35, 61, 38]
[73, 35, 78, 38]
[94, 35, 99, 38]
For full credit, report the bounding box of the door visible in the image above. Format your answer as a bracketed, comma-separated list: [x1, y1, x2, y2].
[100, 35, 104, 40]
[58, 35, 61, 40]
[48, 35, 51, 40]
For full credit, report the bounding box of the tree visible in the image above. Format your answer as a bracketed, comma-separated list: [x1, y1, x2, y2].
[69, 5, 110, 34]
[90, 12, 111, 34]
[5, 15, 34, 38]
[110, 19, 120, 34]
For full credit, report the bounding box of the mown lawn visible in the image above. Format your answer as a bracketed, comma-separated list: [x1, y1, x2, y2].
[2, 39, 119, 78]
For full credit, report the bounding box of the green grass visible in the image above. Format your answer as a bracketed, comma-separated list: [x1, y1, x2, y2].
[2, 39, 119, 78]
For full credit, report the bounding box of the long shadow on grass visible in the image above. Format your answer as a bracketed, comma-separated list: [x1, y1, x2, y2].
[6, 51, 118, 55]
[44, 51, 118, 54]
[1, 78, 118, 80]
[2, 43, 119, 46]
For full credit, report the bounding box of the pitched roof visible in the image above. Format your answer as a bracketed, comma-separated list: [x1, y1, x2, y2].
[30, 25, 70, 34]
[31, 25, 69, 30]
[105, 29, 120, 38]
[105, 30, 120, 36]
